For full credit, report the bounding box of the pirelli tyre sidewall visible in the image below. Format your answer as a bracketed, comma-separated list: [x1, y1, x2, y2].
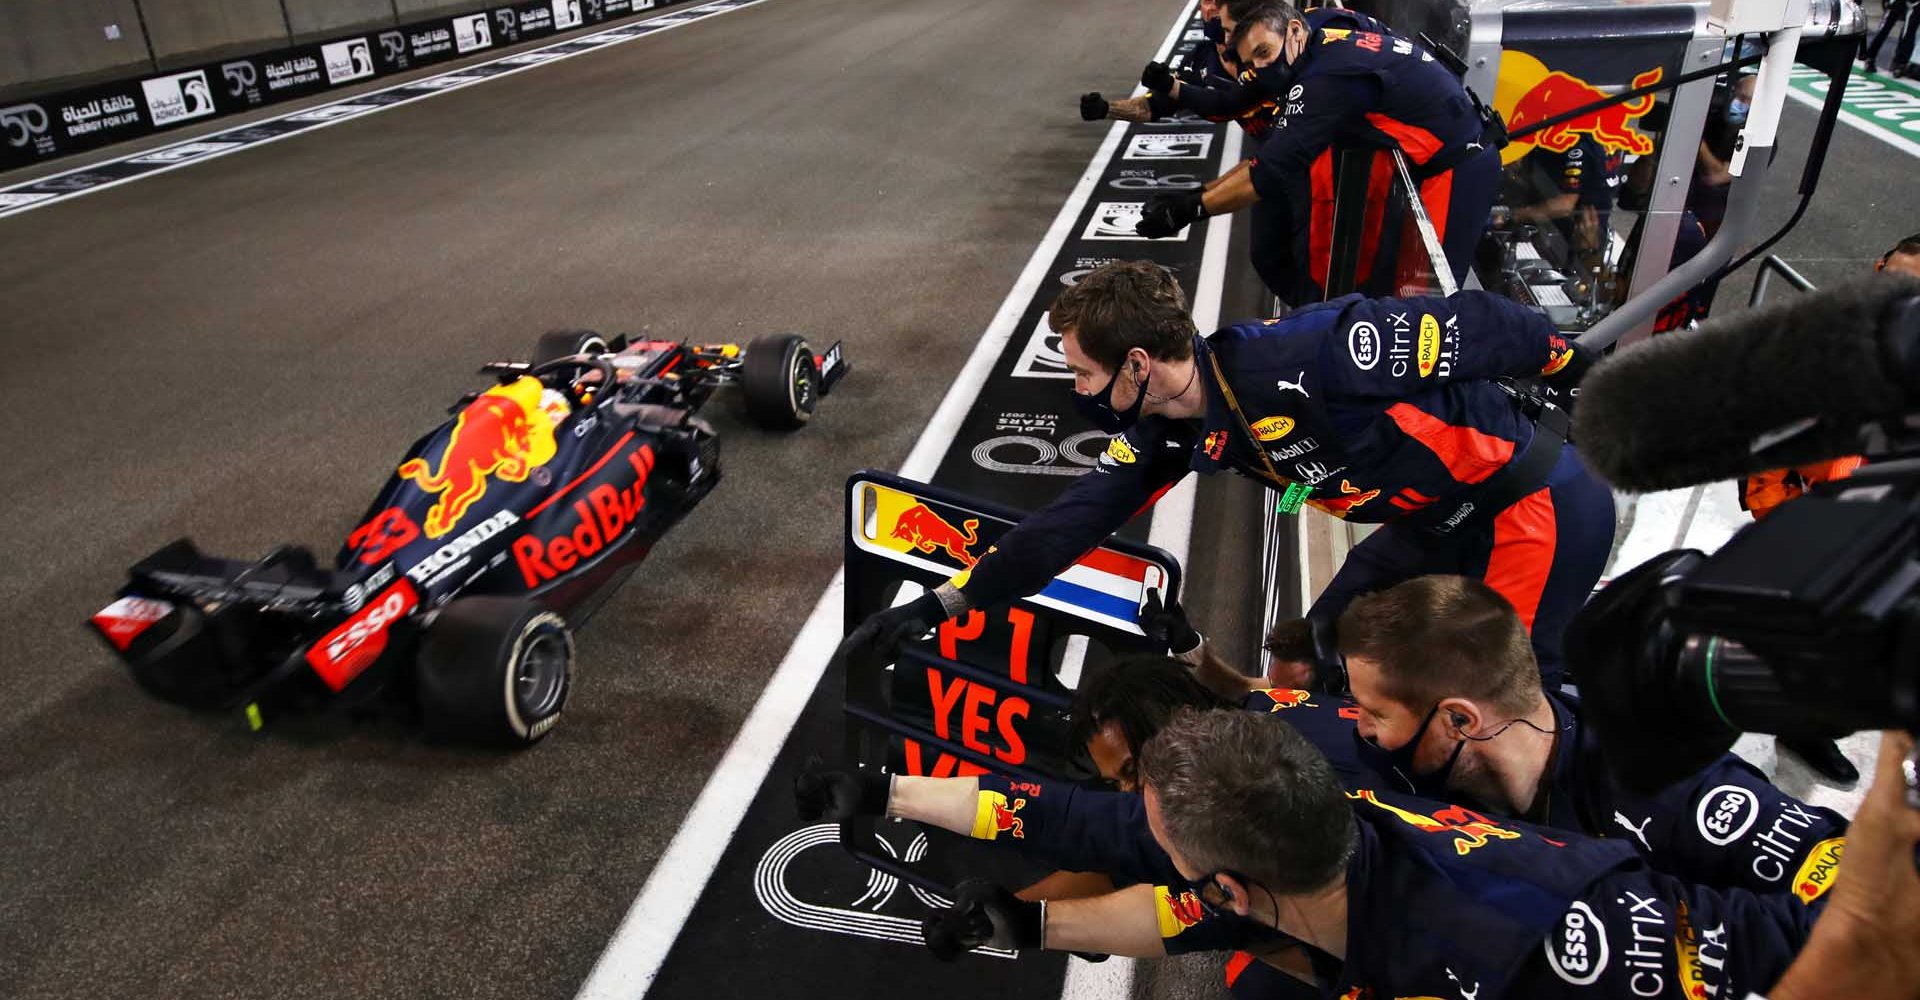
[742, 332, 819, 430]
[415, 596, 573, 748]
[533, 329, 609, 365]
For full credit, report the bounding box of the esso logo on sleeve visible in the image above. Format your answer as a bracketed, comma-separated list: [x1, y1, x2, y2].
[1542, 900, 1609, 985]
[1695, 785, 1761, 846]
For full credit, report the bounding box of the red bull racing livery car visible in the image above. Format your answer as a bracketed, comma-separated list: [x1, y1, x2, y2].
[89, 330, 848, 748]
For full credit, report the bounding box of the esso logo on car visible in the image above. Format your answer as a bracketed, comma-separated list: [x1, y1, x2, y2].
[326, 589, 408, 661]
[1696, 784, 1761, 846]
[307, 581, 419, 690]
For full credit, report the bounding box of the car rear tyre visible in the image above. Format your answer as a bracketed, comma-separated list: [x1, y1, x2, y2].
[533, 329, 609, 365]
[416, 597, 573, 748]
[741, 333, 819, 430]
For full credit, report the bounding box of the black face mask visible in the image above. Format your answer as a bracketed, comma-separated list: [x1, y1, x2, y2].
[1252, 59, 1297, 98]
[1203, 17, 1226, 46]
[1351, 703, 1467, 798]
[1072, 364, 1149, 434]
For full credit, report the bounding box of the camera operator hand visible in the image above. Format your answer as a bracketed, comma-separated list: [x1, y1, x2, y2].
[922, 879, 1043, 960]
[1080, 92, 1110, 122]
[1769, 730, 1920, 1000]
[794, 757, 891, 823]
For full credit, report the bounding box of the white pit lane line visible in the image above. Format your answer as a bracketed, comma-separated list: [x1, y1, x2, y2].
[0, 0, 773, 220]
[573, 2, 1223, 997]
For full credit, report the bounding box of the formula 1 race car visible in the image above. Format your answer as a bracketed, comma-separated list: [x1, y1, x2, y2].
[89, 330, 848, 747]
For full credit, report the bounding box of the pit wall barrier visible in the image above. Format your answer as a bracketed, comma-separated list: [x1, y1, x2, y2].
[0, 0, 684, 171]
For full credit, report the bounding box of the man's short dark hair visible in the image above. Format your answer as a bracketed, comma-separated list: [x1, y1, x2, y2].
[1262, 617, 1315, 664]
[1069, 655, 1229, 755]
[1047, 260, 1197, 371]
[1224, 0, 1303, 24]
[1138, 709, 1355, 893]
[1336, 575, 1540, 715]
[1878, 231, 1920, 270]
[1225, 0, 1305, 52]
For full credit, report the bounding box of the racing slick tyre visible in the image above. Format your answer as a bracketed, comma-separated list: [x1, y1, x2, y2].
[742, 333, 819, 430]
[415, 596, 573, 748]
[532, 329, 609, 365]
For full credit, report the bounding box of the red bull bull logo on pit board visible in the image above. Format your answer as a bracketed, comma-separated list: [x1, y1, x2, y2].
[1496, 52, 1665, 165]
[891, 503, 981, 568]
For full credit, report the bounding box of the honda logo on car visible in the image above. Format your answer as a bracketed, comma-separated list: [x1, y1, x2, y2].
[406, 510, 521, 587]
[514, 443, 657, 586]
[307, 580, 419, 690]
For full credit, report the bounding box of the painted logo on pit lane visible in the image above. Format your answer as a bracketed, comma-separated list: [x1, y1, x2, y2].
[1124, 132, 1214, 159]
[754, 824, 1018, 957]
[1085, 201, 1191, 241]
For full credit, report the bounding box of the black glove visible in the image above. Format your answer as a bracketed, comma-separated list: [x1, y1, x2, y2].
[1141, 60, 1177, 94]
[839, 590, 948, 662]
[1139, 589, 1202, 656]
[1080, 92, 1110, 121]
[922, 879, 1043, 960]
[1136, 191, 1205, 239]
[794, 756, 892, 822]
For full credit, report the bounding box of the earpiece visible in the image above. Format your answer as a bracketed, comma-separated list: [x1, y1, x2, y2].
[1450, 713, 1470, 730]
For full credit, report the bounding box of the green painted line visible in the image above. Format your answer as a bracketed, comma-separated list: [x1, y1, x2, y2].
[1787, 63, 1920, 157]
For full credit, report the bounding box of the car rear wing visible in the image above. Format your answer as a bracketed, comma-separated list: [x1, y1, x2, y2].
[127, 538, 342, 611]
